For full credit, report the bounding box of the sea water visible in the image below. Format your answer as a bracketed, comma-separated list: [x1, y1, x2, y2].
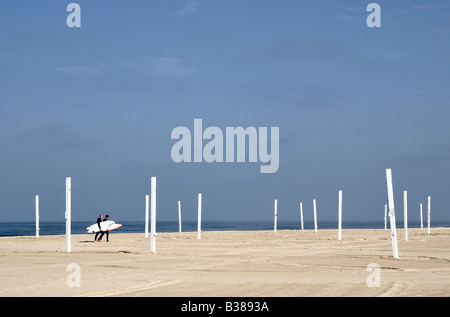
[0, 220, 447, 237]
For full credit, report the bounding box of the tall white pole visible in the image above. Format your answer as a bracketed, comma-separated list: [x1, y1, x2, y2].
[197, 193, 202, 240]
[427, 196, 431, 235]
[35, 195, 39, 238]
[403, 190, 408, 241]
[150, 177, 156, 253]
[338, 190, 342, 241]
[300, 202, 304, 231]
[274, 199, 277, 233]
[145, 194, 149, 238]
[386, 169, 399, 258]
[65, 177, 71, 253]
[313, 199, 318, 233]
[384, 204, 387, 231]
[420, 203, 423, 231]
[178, 200, 182, 233]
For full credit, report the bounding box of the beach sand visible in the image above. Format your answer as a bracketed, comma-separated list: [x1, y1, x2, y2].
[1, 228, 449, 297]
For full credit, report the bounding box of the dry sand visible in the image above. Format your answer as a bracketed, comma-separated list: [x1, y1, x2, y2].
[1, 228, 450, 297]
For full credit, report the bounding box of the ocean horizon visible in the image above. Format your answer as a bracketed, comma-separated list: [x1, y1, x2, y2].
[1, 220, 449, 237]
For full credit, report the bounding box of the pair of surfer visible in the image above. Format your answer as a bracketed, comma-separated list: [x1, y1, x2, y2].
[94, 214, 110, 242]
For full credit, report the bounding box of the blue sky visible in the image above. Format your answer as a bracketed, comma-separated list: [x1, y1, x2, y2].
[0, 1, 449, 223]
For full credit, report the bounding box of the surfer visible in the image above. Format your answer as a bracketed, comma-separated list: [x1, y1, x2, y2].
[94, 214, 103, 241]
[98, 215, 110, 242]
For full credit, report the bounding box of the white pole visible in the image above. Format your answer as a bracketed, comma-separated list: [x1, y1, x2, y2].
[65, 177, 71, 253]
[427, 196, 431, 235]
[384, 204, 387, 231]
[35, 195, 39, 238]
[403, 190, 408, 241]
[197, 193, 202, 240]
[274, 199, 277, 233]
[300, 202, 304, 231]
[338, 190, 342, 241]
[385, 169, 399, 258]
[313, 199, 318, 233]
[150, 177, 156, 253]
[178, 200, 182, 233]
[420, 203, 423, 231]
[145, 194, 149, 238]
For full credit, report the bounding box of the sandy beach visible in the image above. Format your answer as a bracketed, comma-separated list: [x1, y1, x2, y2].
[1, 228, 450, 297]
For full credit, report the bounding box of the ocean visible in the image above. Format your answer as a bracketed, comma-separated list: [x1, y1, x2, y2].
[0, 220, 448, 237]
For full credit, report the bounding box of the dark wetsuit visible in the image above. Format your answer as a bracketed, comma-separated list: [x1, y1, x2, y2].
[98, 218, 110, 242]
[94, 217, 102, 241]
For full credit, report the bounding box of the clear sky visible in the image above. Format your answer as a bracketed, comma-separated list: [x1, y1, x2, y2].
[0, 1, 449, 223]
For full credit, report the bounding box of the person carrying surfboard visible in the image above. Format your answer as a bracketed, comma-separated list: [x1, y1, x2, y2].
[86, 217, 122, 235]
[94, 214, 103, 241]
[97, 215, 110, 242]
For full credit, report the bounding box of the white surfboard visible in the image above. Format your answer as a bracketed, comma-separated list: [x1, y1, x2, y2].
[86, 220, 123, 233]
